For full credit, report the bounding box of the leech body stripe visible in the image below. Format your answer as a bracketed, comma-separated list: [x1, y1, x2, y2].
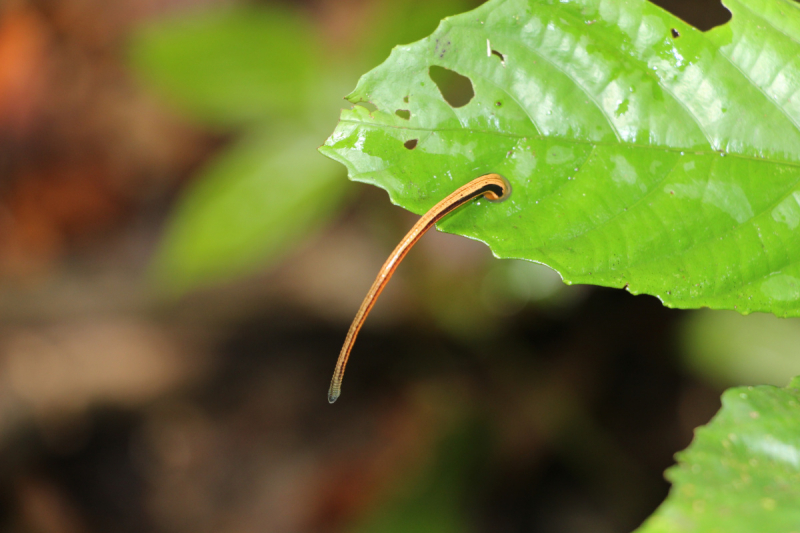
[328, 174, 509, 403]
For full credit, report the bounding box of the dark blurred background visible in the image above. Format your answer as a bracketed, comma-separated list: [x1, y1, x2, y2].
[0, 0, 797, 532]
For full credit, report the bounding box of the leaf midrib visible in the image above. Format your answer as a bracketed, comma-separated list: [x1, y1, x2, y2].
[336, 119, 800, 169]
[337, 115, 800, 299]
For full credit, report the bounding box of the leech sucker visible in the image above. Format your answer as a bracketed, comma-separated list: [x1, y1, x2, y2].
[328, 173, 510, 403]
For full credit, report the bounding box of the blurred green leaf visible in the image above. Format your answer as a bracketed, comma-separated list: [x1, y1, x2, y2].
[681, 310, 800, 387]
[355, 0, 484, 69]
[349, 418, 488, 533]
[321, 0, 800, 316]
[129, 7, 319, 126]
[134, 0, 484, 293]
[635, 378, 800, 533]
[152, 131, 347, 292]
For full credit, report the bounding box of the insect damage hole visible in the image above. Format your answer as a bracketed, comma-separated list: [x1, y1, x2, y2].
[428, 66, 474, 108]
[486, 39, 506, 67]
[671, 28, 680, 38]
[491, 50, 506, 66]
[395, 109, 411, 120]
[404, 139, 418, 150]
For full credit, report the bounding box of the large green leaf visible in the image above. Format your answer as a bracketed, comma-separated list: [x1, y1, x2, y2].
[635, 377, 800, 532]
[151, 131, 347, 292]
[321, 0, 800, 316]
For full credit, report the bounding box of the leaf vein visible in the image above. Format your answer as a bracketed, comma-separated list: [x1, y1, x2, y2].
[336, 119, 800, 169]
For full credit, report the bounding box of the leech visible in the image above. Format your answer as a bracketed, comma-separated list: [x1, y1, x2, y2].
[328, 173, 510, 403]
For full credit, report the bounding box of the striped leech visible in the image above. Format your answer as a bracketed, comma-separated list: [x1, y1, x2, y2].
[328, 173, 511, 403]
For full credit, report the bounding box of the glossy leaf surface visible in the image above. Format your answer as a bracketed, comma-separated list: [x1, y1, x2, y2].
[321, 0, 800, 316]
[635, 377, 800, 532]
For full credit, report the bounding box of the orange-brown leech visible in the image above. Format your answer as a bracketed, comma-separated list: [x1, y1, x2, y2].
[328, 173, 510, 403]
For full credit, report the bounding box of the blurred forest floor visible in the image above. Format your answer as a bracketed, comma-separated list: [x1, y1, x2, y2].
[0, 0, 776, 532]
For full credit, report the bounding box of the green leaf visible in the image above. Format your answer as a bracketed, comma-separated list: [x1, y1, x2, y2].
[353, 0, 485, 69]
[348, 418, 489, 533]
[152, 131, 348, 293]
[681, 310, 800, 387]
[321, 0, 800, 316]
[635, 378, 800, 533]
[129, 7, 319, 126]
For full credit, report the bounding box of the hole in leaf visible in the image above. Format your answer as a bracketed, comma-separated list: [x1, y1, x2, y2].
[671, 28, 680, 38]
[403, 96, 409, 103]
[355, 101, 378, 113]
[491, 49, 506, 66]
[652, 0, 730, 31]
[404, 139, 418, 150]
[395, 109, 411, 120]
[428, 66, 474, 108]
